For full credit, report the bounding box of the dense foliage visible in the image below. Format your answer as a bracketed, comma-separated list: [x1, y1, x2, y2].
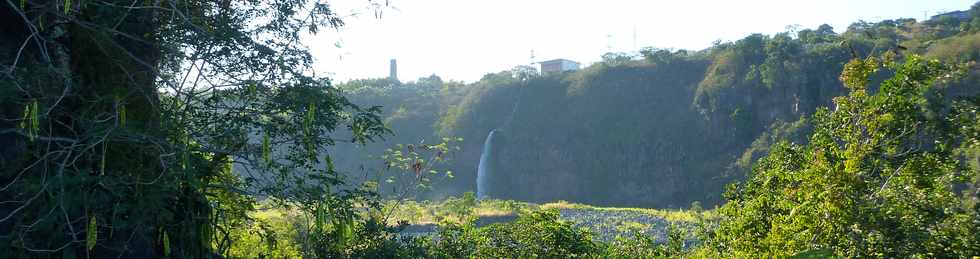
[706, 56, 980, 257]
[0, 0, 388, 257]
[215, 201, 697, 258]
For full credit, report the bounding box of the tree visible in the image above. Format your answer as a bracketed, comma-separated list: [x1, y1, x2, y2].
[640, 47, 685, 65]
[707, 55, 979, 257]
[510, 65, 539, 81]
[1, 0, 387, 257]
[798, 24, 837, 44]
[601, 52, 635, 65]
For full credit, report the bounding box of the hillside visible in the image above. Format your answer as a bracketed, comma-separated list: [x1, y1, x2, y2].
[334, 12, 980, 208]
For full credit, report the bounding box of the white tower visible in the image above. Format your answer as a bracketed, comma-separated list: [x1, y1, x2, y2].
[389, 59, 398, 82]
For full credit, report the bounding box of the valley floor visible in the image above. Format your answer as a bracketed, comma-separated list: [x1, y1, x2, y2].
[388, 198, 712, 244]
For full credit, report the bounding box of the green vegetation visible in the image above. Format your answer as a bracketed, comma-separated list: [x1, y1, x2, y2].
[382, 198, 711, 226]
[215, 197, 707, 258]
[0, 0, 389, 257]
[704, 56, 980, 257]
[331, 6, 980, 209]
[2, 0, 979, 258]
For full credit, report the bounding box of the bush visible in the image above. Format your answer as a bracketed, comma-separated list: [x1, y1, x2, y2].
[707, 56, 980, 257]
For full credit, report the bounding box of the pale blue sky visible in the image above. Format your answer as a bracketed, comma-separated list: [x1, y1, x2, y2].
[308, 0, 977, 83]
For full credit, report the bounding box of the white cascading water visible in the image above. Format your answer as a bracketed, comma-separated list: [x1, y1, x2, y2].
[476, 78, 528, 199]
[476, 129, 497, 199]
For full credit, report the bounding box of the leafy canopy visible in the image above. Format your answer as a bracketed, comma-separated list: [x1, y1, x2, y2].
[708, 55, 979, 258]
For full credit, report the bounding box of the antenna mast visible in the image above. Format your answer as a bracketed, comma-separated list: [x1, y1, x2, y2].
[606, 34, 613, 53]
[530, 49, 535, 66]
[632, 25, 637, 51]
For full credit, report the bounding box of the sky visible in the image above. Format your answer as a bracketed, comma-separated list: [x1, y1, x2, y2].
[307, 0, 978, 83]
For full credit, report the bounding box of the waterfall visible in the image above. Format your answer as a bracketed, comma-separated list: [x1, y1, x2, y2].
[476, 129, 497, 199]
[476, 79, 528, 199]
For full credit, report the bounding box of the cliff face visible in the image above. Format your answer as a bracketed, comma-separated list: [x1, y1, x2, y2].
[485, 62, 718, 207]
[434, 34, 857, 207]
[448, 56, 814, 207]
[336, 16, 980, 208]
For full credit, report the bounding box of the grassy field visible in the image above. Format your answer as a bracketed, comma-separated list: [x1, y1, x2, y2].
[384, 197, 714, 224]
[221, 196, 715, 256]
[381, 195, 715, 243]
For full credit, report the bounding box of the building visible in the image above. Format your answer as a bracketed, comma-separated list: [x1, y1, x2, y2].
[931, 10, 970, 22]
[539, 59, 580, 74]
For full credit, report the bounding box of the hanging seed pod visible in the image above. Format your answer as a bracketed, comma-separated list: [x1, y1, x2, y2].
[306, 102, 318, 161]
[31, 100, 38, 137]
[307, 141, 316, 162]
[181, 134, 190, 170]
[119, 102, 126, 127]
[101, 142, 107, 175]
[262, 132, 271, 165]
[325, 155, 335, 172]
[304, 102, 316, 136]
[247, 82, 257, 96]
[19, 103, 30, 141]
[162, 230, 171, 257]
[87, 216, 97, 251]
[21, 100, 39, 141]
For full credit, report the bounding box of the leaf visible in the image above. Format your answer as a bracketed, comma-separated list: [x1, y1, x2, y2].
[64, 0, 70, 15]
[87, 216, 97, 251]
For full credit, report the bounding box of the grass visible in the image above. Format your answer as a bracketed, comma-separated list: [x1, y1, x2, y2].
[382, 198, 533, 225]
[384, 198, 715, 226]
[223, 197, 716, 256]
[538, 200, 716, 223]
